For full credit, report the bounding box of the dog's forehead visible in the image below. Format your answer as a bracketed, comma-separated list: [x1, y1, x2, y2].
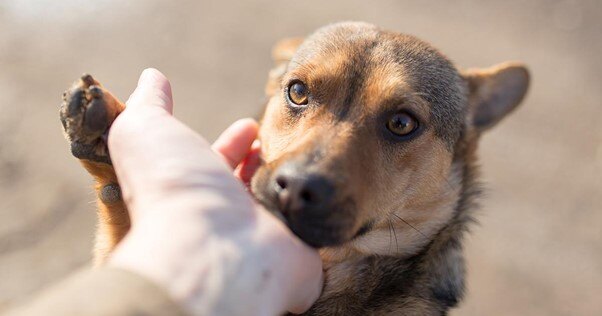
[290, 22, 467, 147]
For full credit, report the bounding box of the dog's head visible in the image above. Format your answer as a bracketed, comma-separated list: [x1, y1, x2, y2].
[252, 22, 529, 254]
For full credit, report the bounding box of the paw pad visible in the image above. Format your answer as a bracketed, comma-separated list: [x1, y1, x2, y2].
[60, 74, 116, 164]
[100, 183, 122, 204]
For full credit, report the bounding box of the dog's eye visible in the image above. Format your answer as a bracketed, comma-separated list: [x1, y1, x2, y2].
[287, 81, 309, 106]
[386, 112, 418, 137]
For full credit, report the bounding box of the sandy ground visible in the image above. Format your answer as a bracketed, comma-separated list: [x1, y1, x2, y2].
[0, 0, 600, 314]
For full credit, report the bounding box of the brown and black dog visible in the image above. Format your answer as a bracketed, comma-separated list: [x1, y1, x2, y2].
[60, 22, 529, 315]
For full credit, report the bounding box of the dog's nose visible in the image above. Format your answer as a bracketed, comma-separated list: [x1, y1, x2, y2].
[274, 164, 334, 215]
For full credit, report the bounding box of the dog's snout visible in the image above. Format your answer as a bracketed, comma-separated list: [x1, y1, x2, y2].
[266, 162, 356, 247]
[274, 164, 333, 215]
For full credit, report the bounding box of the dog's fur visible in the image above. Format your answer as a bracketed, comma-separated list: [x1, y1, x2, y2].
[60, 22, 529, 315]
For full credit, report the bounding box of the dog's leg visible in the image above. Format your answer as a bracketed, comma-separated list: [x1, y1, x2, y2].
[60, 74, 128, 265]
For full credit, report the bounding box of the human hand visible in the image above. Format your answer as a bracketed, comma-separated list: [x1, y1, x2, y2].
[107, 69, 323, 315]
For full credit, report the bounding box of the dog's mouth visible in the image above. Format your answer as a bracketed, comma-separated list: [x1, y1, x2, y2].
[352, 220, 375, 240]
[286, 218, 353, 248]
[286, 215, 376, 248]
[254, 186, 359, 248]
[275, 203, 358, 248]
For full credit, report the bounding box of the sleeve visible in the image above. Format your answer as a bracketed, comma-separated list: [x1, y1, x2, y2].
[4, 267, 189, 316]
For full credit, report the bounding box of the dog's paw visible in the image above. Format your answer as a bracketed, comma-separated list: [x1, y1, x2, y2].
[60, 74, 121, 165]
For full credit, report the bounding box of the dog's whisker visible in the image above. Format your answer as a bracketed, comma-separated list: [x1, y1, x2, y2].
[391, 213, 428, 239]
[387, 219, 393, 254]
[442, 169, 460, 193]
[390, 218, 399, 253]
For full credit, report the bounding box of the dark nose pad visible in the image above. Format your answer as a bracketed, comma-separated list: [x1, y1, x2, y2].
[274, 164, 334, 215]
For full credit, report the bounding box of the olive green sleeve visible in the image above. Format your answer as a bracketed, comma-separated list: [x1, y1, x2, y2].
[5, 267, 188, 316]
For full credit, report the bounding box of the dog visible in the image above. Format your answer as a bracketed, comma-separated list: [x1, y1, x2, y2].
[60, 22, 529, 315]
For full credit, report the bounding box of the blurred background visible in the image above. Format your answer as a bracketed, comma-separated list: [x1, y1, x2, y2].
[0, 0, 600, 315]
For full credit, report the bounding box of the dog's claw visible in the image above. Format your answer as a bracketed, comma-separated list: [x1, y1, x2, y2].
[81, 73, 95, 87]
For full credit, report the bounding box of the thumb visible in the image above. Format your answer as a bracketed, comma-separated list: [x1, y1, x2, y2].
[108, 68, 252, 221]
[126, 68, 174, 114]
[108, 68, 186, 217]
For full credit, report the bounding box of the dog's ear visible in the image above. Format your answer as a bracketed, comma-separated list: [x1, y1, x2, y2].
[265, 37, 304, 96]
[462, 62, 530, 132]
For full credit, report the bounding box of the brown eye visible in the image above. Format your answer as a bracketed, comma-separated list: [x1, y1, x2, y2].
[287, 81, 309, 106]
[387, 112, 418, 137]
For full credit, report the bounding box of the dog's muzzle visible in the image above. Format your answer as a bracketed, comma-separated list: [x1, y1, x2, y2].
[271, 162, 356, 248]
